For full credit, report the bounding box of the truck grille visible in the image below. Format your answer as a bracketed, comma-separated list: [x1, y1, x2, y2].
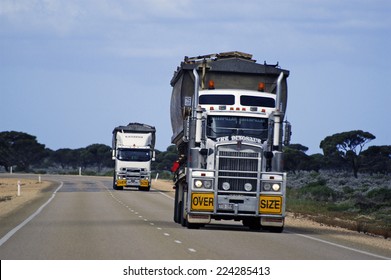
[217, 145, 262, 193]
[121, 168, 148, 179]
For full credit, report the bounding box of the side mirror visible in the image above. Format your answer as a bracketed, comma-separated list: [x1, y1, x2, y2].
[284, 121, 292, 146]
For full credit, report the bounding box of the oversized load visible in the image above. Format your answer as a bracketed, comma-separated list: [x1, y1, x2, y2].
[170, 51, 289, 146]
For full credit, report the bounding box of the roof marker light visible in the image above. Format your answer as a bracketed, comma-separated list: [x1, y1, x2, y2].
[258, 82, 265, 92]
[208, 80, 215, 89]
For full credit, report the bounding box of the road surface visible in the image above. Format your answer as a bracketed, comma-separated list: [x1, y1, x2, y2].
[0, 174, 390, 260]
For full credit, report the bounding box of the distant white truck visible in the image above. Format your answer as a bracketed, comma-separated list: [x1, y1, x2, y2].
[112, 122, 156, 191]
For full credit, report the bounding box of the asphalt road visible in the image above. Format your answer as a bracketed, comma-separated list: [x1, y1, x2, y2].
[0, 175, 390, 260]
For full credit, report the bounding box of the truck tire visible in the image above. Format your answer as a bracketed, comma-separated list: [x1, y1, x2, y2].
[180, 190, 187, 227]
[139, 185, 150, 192]
[179, 200, 187, 227]
[112, 176, 123, 190]
[173, 185, 180, 223]
[186, 218, 201, 229]
[245, 217, 261, 231]
[264, 226, 284, 233]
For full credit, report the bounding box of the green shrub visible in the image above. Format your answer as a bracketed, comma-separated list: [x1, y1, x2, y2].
[327, 201, 354, 212]
[367, 188, 391, 204]
[298, 180, 337, 202]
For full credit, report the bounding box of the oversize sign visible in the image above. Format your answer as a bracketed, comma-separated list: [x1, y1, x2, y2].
[140, 179, 149, 187]
[191, 193, 214, 211]
[117, 179, 127, 187]
[259, 196, 282, 214]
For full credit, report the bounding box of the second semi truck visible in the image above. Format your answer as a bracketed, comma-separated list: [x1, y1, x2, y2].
[112, 122, 156, 191]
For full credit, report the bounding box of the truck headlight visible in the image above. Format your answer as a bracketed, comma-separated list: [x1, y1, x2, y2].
[194, 180, 203, 188]
[263, 183, 271, 191]
[222, 182, 230, 190]
[262, 182, 281, 192]
[244, 183, 252, 192]
[204, 180, 212, 189]
[272, 183, 281, 191]
[194, 179, 213, 189]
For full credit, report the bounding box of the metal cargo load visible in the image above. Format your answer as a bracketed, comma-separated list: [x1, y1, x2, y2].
[112, 122, 156, 149]
[170, 51, 289, 145]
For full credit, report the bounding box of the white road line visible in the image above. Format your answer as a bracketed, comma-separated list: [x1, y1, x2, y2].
[151, 188, 174, 200]
[286, 230, 390, 260]
[109, 186, 199, 256]
[0, 182, 64, 247]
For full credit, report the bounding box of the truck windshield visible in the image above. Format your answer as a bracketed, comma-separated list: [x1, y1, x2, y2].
[117, 149, 151, 162]
[207, 116, 268, 141]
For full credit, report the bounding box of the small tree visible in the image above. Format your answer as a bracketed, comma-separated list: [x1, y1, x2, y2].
[320, 130, 375, 178]
[361, 145, 391, 174]
[284, 144, 309, 173]
[0, 131, 46, 171]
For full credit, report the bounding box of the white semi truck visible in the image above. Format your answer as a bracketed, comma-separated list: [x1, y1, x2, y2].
[170, 51, 291, 232]
[112, 122, 156, 191]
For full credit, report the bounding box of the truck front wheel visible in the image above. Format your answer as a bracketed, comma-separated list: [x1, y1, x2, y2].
[139, 185, 150, 191]
[112, 176, 123, 190]
[243, 217, 261, 231]
[263, 226, 284, 233]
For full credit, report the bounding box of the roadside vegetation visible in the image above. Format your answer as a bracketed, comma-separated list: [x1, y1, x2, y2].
[287, 171, 391, 239]
[1, 130, 390, 238]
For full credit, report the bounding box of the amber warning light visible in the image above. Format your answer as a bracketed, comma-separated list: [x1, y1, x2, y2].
[208, 80, 215, 89]
[258, 82, 265, 92]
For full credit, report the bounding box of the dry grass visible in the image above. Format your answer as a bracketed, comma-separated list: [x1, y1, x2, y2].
[0, 177, 51, 218]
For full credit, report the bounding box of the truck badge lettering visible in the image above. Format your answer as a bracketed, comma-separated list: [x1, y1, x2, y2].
[216, 135, 262, 143]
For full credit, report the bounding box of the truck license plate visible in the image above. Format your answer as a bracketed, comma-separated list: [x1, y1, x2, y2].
[191, 193, 214, 211]
[140, 179, 149, 187]
[259, 196, 282, 214]
[117, 179, 126, 187]
[218, 203, 234, 210]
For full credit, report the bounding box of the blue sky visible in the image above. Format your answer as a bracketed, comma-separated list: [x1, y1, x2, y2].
[1, 0, 390, 154]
